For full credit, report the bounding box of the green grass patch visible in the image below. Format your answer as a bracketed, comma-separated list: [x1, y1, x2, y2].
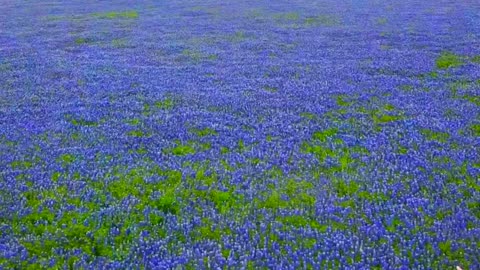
[190, 127, 217, 137]
[143, 96, 177, 114]
[471, 55, 480, 63]
[71, 118, 98, 127]
[277, 215, 327, 232]
[332, 179, 360, 197]
[95, 10, 138, 19]
[304, 15, 339, 26]
[164, 142, 196, 156]
[57, 154, 76, 165]
[436, 52, 464, 69]
[74, 37, 91, 45]
[274, 12, 300, 21]
[11, 160, 33, 170]
[312, 128, 338, 142]
[263, 86, 278, 93]
[420, 128, 450, 143]
[336, 95, 352, 107]
[373, 113, 403, 124]
[469, 123, 480, 136]
[127, 129, 148, 138]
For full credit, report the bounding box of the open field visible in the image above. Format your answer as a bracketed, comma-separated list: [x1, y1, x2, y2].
[1, 0, 479, 268]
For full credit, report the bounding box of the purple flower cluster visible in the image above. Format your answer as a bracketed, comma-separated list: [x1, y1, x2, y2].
[1, 0, 479, 269]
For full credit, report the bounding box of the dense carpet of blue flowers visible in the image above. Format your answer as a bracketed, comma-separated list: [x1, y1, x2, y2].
[1, 0, 479, 269]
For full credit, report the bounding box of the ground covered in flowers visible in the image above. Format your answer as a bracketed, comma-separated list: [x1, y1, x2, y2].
[1, 0, 480, 269]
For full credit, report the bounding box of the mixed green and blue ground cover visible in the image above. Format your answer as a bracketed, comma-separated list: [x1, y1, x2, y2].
[0, 0, 479, 269]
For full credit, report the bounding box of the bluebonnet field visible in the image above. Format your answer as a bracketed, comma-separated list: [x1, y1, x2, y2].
[1, 0, 479, 269]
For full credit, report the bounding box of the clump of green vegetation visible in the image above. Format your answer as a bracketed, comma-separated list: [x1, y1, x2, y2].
[182, 49, 203, 62]
[57, 154, 76, 166]
[376, 17, 388, 25]
[164, 142, 196, 156]
[300, 112, 317, 120]
[471, 55, 480, 63]
[304, 15, 339, 26]
[420, 128, 450, 143]
[191, 127, 217, 137]
[312, 128, 338, 142]
[263, 190, 287, 209]
[274, 12, 300, 21]
[126, 118, 141, 125]
[332, 179, 360, 197]
[237, 139, 246, 152]
[462, 93, 480, 106]
[469, 123, 480, 136]
[112, 38, 128, 48]
[277, 215, 327, 232]
[71, 118, 98, 127]
[400, 85, 413, 92]
[95, 10, 139, 19]
[230, 31, 247, 42]
[127, 129, 148, 138]
[263, 86, 278, 93]
[373, 113, 403, 124]
[192, 218, 231, 242]
[74, 37, 91, 45]
[11, 160, 33, 170]
[436, 52, 464, 69]
[155, 191, 179, 215]
[336, 95, 352, 107]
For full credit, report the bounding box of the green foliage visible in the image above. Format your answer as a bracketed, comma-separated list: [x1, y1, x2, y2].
[191, 127, 217, 137]
[230, 31, 247, 42]
[471, 55, 480, 63]
[463, 94, 480, 106]
[301, 143, 334, 162]
[155, 191, 179, 215]
[470, 123, 480, 136]
[358, 191, 389, 202]
[57, 154, 75, 165]
[182, 49, 208, 62]
[220, 146, 229, 154]
[384, 103, 395, 111]
[127, 129, 148, 138]
[386, 216, 404, 233]
[237, 139, 246, 152]
[436, 52, 463, 69]
[274, 12, 300, 21]
[336, 95, 351, 107]
[126, 118, 141, 125]
[112, 38, 128, 48]
[420, 128, 450, 143]
[300, 112, 317, 120]
[312, 128, 338, 142]
[70, 118, 98, 127]
[74, 37, 91, 45]
[278, 215, 327, 232]
[194, 166, 217, 186]
[467, 201, 480, 219]
[108, 178, 141, 200]
[11, 160, 33, 169]
[95, 10, 139, 19]
[208, 189, 242, 214]
[170, 143, 196, 156]
[373, 113, 403, 124]
[400, 84, 413, 92]
[155, 97, 175, 110]
[263, 86, 278, 92]
[332, 179, 360, 197]
[193, 219, 231, 242]
[263, 191, 287, 209]
[304, 15, 339, 26]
